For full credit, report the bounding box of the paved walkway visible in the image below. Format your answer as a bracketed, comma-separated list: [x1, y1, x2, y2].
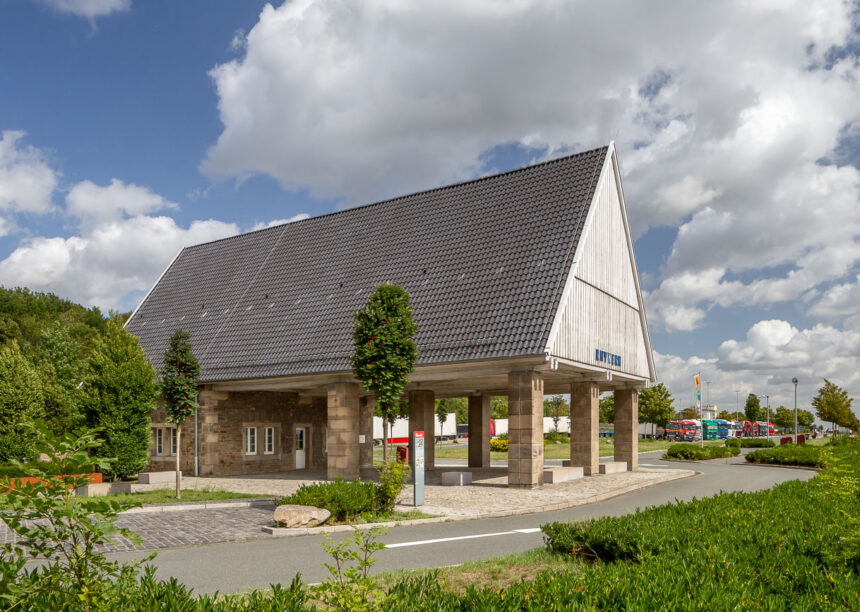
[4, 464, 692, 553]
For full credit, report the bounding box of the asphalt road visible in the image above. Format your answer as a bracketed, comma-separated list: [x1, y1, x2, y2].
[104, 457, 815, 594]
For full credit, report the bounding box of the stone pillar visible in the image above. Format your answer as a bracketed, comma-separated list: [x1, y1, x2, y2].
[614, 388, 639, 471]
[196, 386, 228, 476]
[468, 394, 491, 468]
[507, 371, 544, 488]
[570, 382, 599, 475]
[359, 396, 375, 468]
[327, 382, 360, 480]
[408, 390, 435, 470]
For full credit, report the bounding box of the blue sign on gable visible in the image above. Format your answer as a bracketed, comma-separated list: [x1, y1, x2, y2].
[595, 349, 621, 367]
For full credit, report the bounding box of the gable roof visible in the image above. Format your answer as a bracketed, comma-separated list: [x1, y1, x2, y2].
[126, 145, 608, 383]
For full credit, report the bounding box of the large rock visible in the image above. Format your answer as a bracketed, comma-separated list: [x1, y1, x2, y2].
[273, 504, 331, 528]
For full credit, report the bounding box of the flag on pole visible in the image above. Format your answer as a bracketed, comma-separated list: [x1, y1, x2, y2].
[694, 374, 701, 410]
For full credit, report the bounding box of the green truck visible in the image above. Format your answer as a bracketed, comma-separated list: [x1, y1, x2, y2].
[702, 419, 720, 440]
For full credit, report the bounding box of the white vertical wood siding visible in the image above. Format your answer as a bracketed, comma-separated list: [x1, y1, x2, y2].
[547, 156, 651, 379]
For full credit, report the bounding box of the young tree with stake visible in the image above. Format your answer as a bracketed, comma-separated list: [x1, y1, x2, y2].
[161, 330, 199, 499]
[350, 284, 418, 464]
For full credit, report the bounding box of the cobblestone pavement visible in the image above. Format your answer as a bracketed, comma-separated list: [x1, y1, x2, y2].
[1, 467, 692, 553]
[189, 466, 694, 519]
[0, 505, 276, 553]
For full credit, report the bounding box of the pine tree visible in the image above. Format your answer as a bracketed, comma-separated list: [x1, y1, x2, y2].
[81, 319, 158, 480]
[161, 330, 200, 499]
[350, 284, 418, 463]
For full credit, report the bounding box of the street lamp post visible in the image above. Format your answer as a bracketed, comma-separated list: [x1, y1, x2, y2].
[757, 394, 770, 440]
[792, 377, 799, 442]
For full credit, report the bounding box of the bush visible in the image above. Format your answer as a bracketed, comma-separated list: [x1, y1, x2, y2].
[746, 445, 825, 468]
[377, 460, 408, 513]
[739, 438, 775, 448]
[725, 438, 740, 448]
[490, 438, 508, 452]
[279, 478, 378, 523]
[278, 462, 409, 522]
[664, 444, 740, 461]
[524, 439, 860, 610]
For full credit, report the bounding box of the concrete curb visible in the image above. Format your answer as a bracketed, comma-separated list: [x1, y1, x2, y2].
[122, 499, 275, 515]
[263, 516, 449, 536]
[741, 462, 821, 472]
[260, 470, 695, 538]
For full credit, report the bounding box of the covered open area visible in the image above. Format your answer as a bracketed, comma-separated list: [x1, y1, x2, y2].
[126, 142, 655, 488]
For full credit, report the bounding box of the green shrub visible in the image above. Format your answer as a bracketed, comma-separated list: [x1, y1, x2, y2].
[495, 432, 508, 440]
[664, 444, 710, 460]
[746, 445, 825, 467]
[725, 438, 740, 448]
[376, 460, 408, 513]
[740, 438, 776, 448]
[664, 444, 739, 461]
[279, 478, 378, 522]
[490, 438, 508, 452]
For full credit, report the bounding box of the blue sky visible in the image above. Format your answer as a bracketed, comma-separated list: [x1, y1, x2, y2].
[1, 0, 858, 417]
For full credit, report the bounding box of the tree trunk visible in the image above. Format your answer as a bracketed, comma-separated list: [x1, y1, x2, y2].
[382, 420, 389, 464]
[175, 424, 182, 499]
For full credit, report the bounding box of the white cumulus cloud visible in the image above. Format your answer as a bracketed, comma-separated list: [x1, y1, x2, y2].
[0, 131, 58, 216]
[67, 178, 176, 227]
[0, 216, 238, 310]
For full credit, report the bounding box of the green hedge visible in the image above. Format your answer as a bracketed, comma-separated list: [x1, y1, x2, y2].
[746, 444, 825, 468]
[490, 438, 508, 452]
[740, 438, 776, 448]
[663, 444, 740, 461]
[725, 438, 740, 448]
[529, 439, 860, 610]
[276, 461, 408, 522]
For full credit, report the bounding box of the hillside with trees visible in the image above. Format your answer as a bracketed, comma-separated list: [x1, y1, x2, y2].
[0, 286, 157, 478]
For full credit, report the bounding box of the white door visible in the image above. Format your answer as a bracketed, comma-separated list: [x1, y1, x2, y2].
[295, 428, 306, 469]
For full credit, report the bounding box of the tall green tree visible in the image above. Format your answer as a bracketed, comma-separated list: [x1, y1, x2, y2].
[350, 284, 418, 463]
[81, 319, 158, 480]
[543, 395, 569, 432]
[435, 399, 450, 444]
[161, 330, 200, 499]
[638, 383, 675, 427]
[797, 409, 815, 430]
[744, 394, 762, 423]
[36, 322, 85, 434]
[679, 406, 698, 419]
[490, 396, 508, 419]
[772, 405, 793, 430]
[717, 410, 734, 421]
[812, 379, 854, 432]
[599, 394, 615, 424]
[0, 341, 44, 461]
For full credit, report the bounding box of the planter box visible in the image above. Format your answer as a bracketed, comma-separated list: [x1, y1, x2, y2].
[1, 472, 102, 492]
[138, 471, 181, 484]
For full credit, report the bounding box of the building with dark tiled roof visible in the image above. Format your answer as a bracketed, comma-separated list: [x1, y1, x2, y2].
[127, 142, 655, 487]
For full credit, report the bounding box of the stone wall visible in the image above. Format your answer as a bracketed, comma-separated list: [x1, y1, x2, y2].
[146, 388, 327, 476]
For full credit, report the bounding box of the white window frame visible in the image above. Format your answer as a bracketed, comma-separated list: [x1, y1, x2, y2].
[264, 427, 275, 455]
[170, 427, 178, 457]
[245, 427, 257, 456]
[155, 428, 163, 456]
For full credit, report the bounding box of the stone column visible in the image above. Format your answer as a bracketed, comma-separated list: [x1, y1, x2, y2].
[570, 382, 599, 475]
[196, 386, 228, 476]
[326, 382, 360, 480]
[359, 396, 375, 468]
[507, 371, 544, 488]
[408, 390, 435, 470]
[468, 394, 491, 468]
[614, 388, 639, 471]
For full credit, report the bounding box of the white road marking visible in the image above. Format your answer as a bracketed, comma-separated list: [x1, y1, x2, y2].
[386, 529, 539, 549]
[639, 463, 663, 467]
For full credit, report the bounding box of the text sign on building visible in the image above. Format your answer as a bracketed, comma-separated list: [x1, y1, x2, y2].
[413, 431, 424, 507]
[595, 349, 621, 367]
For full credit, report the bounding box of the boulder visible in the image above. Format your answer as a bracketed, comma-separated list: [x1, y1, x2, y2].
[274, 504, 331, 528]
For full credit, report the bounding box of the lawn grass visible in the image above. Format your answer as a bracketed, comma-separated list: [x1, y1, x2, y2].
[378, 438, 727, 461]
[336, 509, 439, 525]
[94, 488, 263, 506]
[374, 548, 568, 594]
